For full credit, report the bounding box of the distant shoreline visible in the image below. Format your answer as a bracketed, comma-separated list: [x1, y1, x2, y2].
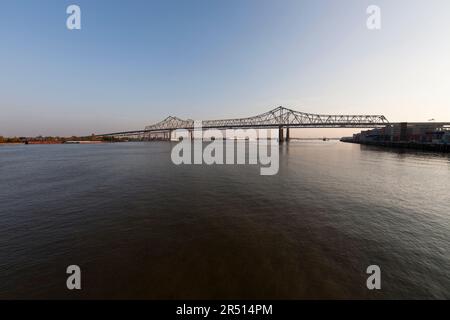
[0, 141, 107, 145]
[0, 143, 24, 146]
[0, 138, 341, 145]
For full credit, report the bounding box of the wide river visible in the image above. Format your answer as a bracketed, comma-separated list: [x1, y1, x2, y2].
[0, 141, 449, 299]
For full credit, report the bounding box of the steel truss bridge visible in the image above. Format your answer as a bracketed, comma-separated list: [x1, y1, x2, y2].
[98, 106, 389, 141]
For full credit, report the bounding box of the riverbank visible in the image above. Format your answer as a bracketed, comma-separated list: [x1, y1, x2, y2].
[341, 138, 450, 152]
[0, 135, 127, 144]
[0, 141, 106, 145]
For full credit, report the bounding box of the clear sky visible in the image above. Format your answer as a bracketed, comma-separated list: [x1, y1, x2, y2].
[1, 0, 450, 137]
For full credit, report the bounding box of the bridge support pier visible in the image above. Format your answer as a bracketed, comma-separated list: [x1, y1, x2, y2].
[278, 126, 284, 143]
[286, 127, 290, 142]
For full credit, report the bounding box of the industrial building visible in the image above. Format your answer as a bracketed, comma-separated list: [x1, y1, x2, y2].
[351, 123, 450, 144]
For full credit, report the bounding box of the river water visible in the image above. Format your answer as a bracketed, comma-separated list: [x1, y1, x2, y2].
[0, 141, 449, 299]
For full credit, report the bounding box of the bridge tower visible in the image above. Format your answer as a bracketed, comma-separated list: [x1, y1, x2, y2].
[278, 126, 284, 143]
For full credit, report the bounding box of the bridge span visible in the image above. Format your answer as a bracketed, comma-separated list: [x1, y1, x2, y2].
[97, 106, 389, 141]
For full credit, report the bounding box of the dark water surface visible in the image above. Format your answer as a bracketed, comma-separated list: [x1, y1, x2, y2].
[0, 141, 449, 299]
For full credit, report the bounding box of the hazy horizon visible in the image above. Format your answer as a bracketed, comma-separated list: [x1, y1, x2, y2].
[1, 0, 450, 137]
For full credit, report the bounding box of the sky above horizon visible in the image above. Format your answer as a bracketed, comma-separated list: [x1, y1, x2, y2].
[1, 0, 450, 137]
